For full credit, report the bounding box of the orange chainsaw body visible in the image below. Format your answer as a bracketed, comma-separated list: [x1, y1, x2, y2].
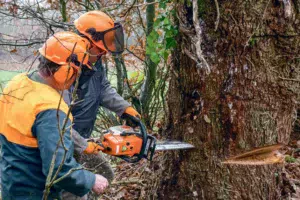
[101, 126, 143, 157]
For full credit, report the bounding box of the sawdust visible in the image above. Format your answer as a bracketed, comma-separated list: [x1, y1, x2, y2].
[222, 144, 284, 165]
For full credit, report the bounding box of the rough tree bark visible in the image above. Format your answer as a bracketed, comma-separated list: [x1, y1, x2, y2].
[158, 0, 300, 199]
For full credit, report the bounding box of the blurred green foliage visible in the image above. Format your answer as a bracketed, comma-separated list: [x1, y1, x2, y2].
[285, 155, 297, 163]
[146, 1, 178, 65]
[0, 71, 20, 92]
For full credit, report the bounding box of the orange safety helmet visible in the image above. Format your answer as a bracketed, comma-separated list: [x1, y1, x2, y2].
[74, 11, 124, 54]
[39, 32, 91, 89]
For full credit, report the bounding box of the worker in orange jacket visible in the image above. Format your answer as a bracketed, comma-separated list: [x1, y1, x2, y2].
[0, 32, 108, 200]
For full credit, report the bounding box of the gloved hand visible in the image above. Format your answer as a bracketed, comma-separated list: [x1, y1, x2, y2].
[92, 174, 109, 195]
[121, 107, 141, 127]
[84, 142, 104, 154]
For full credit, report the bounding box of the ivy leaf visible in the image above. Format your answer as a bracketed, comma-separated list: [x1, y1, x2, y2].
[163, 18, 170, 25]
[159, 2, 166, 9]
[165, 29, 175, 37]
[147, 30, 159, 42]
[166, 37, 176, 49]
[150, 52, 160, 64]
[163, 51, 169, 60]
[154, 16, 165, 27]
[146, 43, 156, 54]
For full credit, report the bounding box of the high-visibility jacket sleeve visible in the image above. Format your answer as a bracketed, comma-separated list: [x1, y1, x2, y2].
[33, 109, 96, 197]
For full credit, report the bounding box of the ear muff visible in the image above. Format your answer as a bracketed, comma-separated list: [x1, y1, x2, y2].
[53, 65, 76, 85]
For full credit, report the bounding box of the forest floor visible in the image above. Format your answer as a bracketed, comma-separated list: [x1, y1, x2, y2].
[101, 152, 164, 200]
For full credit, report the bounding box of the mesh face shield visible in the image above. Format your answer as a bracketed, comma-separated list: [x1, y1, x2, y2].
[86, 22, 124, 54]
[67, 54, 91, 70]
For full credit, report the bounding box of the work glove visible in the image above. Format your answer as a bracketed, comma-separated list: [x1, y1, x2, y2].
[84, 142, 103, 154]
[121, 107, 141, 127]
[92, 174, 109, 195]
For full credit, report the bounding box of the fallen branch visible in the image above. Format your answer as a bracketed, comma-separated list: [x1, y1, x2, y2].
[111, 178, 143, 186]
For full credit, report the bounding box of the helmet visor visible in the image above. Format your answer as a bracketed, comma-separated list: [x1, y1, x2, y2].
[103, 23, 124, 54]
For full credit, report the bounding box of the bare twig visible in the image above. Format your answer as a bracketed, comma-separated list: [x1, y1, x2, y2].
[120, 0, 137, 18]
[51, 50, 87, 183]
[26, 52, 40, 73]
[133, 1, 159, 8]
[111, 178, 143, 185]
[125, 47, 145, 63]
[214, 0, 220, 31]
[43, 43, 89, 200]
[52, 167, 83, 185]
[0, 41, 44, 46]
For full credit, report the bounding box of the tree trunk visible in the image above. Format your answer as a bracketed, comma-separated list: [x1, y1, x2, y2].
[159, 0, 299, 199]
[114, 57, 125, 96]
[59, 0, 67, 22]
[140, 0, 157, 127]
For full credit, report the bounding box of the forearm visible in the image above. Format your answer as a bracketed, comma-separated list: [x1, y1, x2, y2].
[72, 128, 88, 154]
[99, 85, 131, 116]
[98, 72, 130, 115]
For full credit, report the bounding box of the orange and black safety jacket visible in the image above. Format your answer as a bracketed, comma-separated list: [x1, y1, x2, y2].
[0, 73, 95, 200]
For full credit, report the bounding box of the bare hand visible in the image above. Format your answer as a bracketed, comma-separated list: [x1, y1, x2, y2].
[92, 174, 109, 195]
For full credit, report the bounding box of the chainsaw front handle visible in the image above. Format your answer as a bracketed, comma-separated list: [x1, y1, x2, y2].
[118, 120, 148, 163]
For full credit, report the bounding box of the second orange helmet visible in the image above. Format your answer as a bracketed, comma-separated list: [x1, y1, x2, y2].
[74, 11, 124, 54]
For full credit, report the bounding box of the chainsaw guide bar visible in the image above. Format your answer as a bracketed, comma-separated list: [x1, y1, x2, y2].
[155, 141, 195, 151]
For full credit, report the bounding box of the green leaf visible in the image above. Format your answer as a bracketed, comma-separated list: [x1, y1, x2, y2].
[163, 17, 170, 25]
[148, 30, 159, 41]
[285, 155, 297, 163]
[159, 2, 166, 9]
[163, 51, 169, 60]
[166, 37, 176, 49]
[128, 71, 144, 82]
[146, 40, 155, 54]
[154, 16, 164, 27]
[146, 46, 152, 54]
[165, 29, 174, 37]
[157, 50, 169, 61]
[150, 52, 161, 64]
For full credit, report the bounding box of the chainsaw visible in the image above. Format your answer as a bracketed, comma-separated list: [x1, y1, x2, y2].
[89, 117, 194, 163]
